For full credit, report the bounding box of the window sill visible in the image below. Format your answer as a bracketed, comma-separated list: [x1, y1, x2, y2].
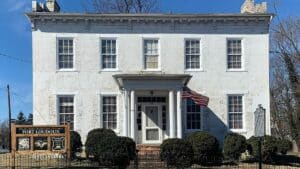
[99, 69, 121, 73]
[226, 69, 247, 72]
[141, 69, 162, 72]
[185, 129, 203, 133]
[56, 69, 79, 73]
[229, 129, 247, 134]
[184, 69, 205, 72]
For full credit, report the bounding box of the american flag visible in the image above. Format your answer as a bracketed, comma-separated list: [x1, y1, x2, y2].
[182, 87, 209, 106]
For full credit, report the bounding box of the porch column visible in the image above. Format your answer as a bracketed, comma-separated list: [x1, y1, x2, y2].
[177, 90, 183, 138]
[169, 90, 176, 138]
[123, 90, 128, 137]
[130, 90, 136, 140]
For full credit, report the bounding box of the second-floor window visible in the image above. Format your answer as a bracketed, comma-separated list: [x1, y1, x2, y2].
[185, 40, 200, 69]
[227, 39, 242, 69]
[101, 39, 117, 69]
[144, 39, 159, 70]
[58, 39, 74, 70]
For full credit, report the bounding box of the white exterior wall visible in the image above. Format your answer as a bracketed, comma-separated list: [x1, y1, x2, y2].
[32, 20, 270, 143]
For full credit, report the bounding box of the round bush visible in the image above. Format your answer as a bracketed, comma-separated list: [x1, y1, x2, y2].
[70, 131, 83, 160]
[277, 139, 292, 155]
[223, 133, 247, 161]
[85, 128, 117, 158]
[118, 137, 136, 160]
[160, 138, 194, 168]
[187, 131, 222, 165]
[247, 136, 278, 163]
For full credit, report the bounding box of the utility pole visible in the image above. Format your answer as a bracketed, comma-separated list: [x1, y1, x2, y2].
[7, 85, 12, 153]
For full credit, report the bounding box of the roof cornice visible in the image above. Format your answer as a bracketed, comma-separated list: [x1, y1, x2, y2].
[26, 12, 273, 24]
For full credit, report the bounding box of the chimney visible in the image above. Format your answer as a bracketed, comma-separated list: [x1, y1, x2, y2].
[241, 0, 267, 14]
[45, 0, 60, 12]
[241, 0, 255, 14]
[32, 0, 43, 12]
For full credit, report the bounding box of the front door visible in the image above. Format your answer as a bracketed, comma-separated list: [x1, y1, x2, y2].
[142, 105, 162, 144]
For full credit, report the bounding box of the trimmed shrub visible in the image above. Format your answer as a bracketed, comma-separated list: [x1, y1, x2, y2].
[187, 131, 222, 165]
[70, 131, 83, 160]
[277, 139, 292, 155]
[85, 128, 117, 159]
[223, 133, 247, 161]
[118, 137, 136, 160]
[247, 136, 278, 163]
[85, 129, 135, 169]
[160, 138, 194, 168]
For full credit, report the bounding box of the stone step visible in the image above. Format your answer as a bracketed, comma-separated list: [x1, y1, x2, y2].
[137, 144, 160, 156]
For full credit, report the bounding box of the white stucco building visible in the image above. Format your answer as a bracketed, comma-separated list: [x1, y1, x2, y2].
[27, 0, 272, 144]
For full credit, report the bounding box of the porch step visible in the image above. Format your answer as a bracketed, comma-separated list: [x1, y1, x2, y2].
[137, 144, 160, 156]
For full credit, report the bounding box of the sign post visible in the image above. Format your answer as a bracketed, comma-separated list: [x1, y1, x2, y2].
[254, 104, 266, 169]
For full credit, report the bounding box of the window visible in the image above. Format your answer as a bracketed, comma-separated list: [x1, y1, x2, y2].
[144, 39, 159, 69]
[185, 40, 200, 69]
[58, 96, 74, 130]
[186, 99, 201, 130]
[228, 95, 243, 129]
[227, 39, 242, 69]
[101, 39, 117, 69]
[58, 39, 74, 69]
[102, 96, 117, 129]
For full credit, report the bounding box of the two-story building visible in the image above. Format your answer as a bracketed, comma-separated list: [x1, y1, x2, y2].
[26, 0, 272, 144]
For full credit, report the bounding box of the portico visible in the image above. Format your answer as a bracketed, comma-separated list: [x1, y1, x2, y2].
[114, 74, 191, 144]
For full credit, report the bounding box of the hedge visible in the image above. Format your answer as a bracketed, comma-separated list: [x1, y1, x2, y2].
[160, 138, 194, 168]
[223, 133, 247, 161]
[70, 131, 83, 160]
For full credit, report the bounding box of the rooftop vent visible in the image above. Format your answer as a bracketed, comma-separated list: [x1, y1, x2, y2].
[241, 0, 267, 14]
[32, 0, 60, 12]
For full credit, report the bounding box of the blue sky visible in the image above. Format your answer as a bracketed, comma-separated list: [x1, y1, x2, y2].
[0, 0, 299, 121]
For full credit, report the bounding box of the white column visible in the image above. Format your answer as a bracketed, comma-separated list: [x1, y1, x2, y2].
[123, 90, 128, 137]
[177, 90, 182, 138]
[130, 90, 136, 140]
[169, 90, 175, 138]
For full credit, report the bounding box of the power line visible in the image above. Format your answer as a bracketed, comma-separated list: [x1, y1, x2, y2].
[0, 52, 32, 64]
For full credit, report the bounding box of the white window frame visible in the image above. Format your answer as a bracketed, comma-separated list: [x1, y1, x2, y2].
[100, 38, 119, 71]
[227, 94, 245, 132]
[56, 38, 76, 71]
[226, 38, 245, 71]
[56, 95, 76, 130]
[142, 38, 161, 71]
[185, 99, 203, 132]
[100, 93, 119, 132]
[184, 38, 203, 71]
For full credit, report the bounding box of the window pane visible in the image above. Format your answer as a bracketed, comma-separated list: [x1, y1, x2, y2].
[144, 40, 158, 69]
[58, 39, 74, 69]
[186, 99, 201, 130]
[228, 95, 243, 129]
[58, 96, 74, 130]
[185, 40, 200, 69]
[101, 39, 117, 69]
[227, 40, 242, 69]
[102, 96, 117, 130]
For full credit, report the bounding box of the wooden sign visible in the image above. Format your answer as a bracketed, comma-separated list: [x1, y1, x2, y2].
[11, 123, 70, 158]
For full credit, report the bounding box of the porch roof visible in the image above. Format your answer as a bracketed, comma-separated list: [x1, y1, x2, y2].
[113, 74, 192, 90]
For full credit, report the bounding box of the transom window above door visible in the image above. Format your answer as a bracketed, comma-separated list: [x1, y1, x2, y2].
[144, 39, 159, 70]
[101, 39, 117, 69]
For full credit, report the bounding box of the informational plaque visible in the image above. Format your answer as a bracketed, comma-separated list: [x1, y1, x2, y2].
[11, 124, 70, 157]
[52, 137, 65, 150]
[17, 137, 30, 151]
[254, 104, 266, 137]
[34, 137, 48, 150]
